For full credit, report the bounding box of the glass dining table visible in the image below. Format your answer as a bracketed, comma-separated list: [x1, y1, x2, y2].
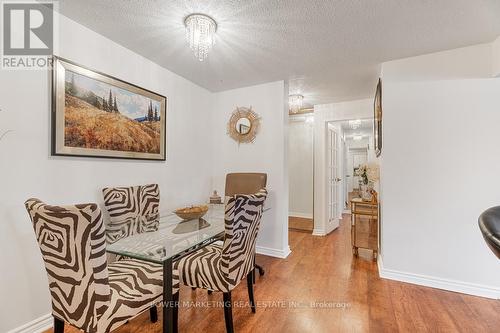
[106, 204, 226, 333]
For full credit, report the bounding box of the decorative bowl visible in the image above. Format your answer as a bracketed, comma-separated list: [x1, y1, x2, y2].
[174, 205, 209, 221]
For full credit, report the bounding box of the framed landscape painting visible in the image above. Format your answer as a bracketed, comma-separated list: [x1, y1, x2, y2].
[52, 57, 166, 160]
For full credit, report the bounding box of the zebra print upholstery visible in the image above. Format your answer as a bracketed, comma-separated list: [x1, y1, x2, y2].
[172, 189, 267, 293]
[25, 199, 163, 333]
[102, 184, 160, 245]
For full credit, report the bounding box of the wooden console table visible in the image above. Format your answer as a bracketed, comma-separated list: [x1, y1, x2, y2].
[350, 197, 379, 260]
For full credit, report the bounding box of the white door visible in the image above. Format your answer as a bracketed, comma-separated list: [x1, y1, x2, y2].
[326, 126, 340, 229]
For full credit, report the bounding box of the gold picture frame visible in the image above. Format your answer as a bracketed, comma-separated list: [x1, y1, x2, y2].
[374, 78, 382, 157]
[52, 56, 167, 160]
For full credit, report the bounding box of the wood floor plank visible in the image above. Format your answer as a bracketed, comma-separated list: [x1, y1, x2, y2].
[288, 216, 314, 232]
[43, 214, 500, 333]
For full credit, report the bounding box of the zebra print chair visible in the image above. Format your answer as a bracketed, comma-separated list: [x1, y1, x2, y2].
[101, 184, 162, 320]
[172, 189, 268, 333]
[102, 184, 160, 245]
[25, 199, 163, 333]
[225, 173, 267, 280]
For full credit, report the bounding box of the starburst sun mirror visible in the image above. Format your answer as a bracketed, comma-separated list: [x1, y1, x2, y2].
[227, 106, 261, 144]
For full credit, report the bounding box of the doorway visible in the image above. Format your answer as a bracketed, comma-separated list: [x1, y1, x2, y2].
[346, 148, 367, 210]
[288, 113, 314, 232]
[326, 119, 375, 220]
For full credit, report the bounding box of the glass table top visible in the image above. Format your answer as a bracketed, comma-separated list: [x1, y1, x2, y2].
[106, 204, 226, 264]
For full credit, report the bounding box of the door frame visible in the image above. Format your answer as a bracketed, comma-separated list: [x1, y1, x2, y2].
[312, 101, 373, 236]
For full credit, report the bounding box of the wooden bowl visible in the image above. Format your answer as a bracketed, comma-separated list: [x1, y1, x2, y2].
[174, 205, 208, 221]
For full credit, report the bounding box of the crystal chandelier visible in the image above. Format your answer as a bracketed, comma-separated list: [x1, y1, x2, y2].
[349, 119, 362, 129]
[289, 94, 304, 114]
[184, 14, 217, 61]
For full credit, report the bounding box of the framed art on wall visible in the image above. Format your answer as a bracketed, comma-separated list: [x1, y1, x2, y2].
[52, 56, 167, 160]
[374, 78, 382, 157]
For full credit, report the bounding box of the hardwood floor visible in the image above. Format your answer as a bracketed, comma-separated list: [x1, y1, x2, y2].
[288, 216, 313, 232]
[45, 214, 500, 333]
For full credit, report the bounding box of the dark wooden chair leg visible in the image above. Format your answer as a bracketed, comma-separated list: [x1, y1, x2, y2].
[247, 272, 256, 313]
[252, 256, 264, 285]
[173, 292, 179, 333]
[54, 317, 64, 333]
[223, 292, 234, 333]
[252, 257, 256, 284]
[255, 263, 265, 276]
[149, 305, 158, 323]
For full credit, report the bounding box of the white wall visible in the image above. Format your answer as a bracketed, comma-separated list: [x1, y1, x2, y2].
[0, 14, 214, 332]
[492, 36, 500, 77]
[380, 41, 500, 298]
[313, 99, 373, 235]
[288, 119, 314, 218]
[380, 79, 500, 298]
[381, 43, 493, 81]
[211, 81, 290, 258]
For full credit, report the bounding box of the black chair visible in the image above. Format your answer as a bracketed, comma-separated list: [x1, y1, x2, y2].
[478, 206, 500, 259]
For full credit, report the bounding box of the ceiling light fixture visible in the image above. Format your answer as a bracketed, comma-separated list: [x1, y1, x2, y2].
[184, 13, 217, 61]
[289, 94, 304, 114]
[349, 119, 361, 129]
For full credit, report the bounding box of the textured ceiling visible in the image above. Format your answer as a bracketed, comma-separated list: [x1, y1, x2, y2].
[57, 0, 500, 106]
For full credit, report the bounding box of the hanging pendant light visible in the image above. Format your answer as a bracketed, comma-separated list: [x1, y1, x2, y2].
[184, 13, 217, 61]
[289, 94, 304, 114]
[349, 119, 362, 129]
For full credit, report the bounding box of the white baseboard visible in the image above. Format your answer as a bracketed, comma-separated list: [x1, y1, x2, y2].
[312, 228, 325, 236]
[7, 313, 52, 333]
[313, 219, 339, 236]
[377, 255, 500, 299]
[256, 245, 291, 259]
[288, 212, 313, 219]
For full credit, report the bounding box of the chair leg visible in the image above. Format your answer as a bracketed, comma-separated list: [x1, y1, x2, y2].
[247, 272, 256, 313]
[173, 292, 179, 332]
[149, 305, 158, 323]
[223, 292, 234, 333]
[252, 257, 256, 285]
[255, 263, 265, 276]
[54, 317, 64, 333]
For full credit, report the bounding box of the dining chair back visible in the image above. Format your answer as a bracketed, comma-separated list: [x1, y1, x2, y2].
[222, 189, 267, 287]
[225, 173, 267, 197]
[25, 199, 110, 332]
[225, 173, 268, 279]
[102, 183, 160, 244]
[25, 198, 163, 333]
[172, 189, 268, 333]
